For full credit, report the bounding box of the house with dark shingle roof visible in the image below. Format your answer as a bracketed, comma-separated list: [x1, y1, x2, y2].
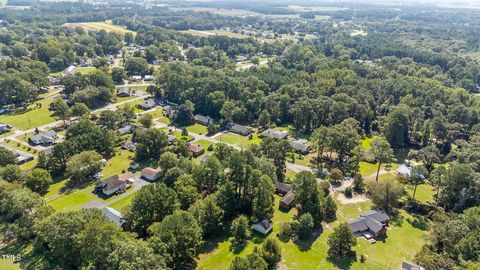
[275, 182, 292, 195]
[252, 219, 273, 235]
[117, 86, 131, 97]
[228, 123, 253, 136]
[194, 114, 213, 126]
[280, 191, 295, 210]
[137, 98, 156, 110]
[259, 128, 289, 140]
[347, 210, 390, 239]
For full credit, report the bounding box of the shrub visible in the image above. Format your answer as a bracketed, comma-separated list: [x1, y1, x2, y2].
[293, 213, 314, 240]
[278, 222, 292, 242]
[344, 186, 353, 198]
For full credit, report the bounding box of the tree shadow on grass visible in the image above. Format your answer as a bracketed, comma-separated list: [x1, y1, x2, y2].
[293, 227, 322, 252]
[327, 251, 357, 270]
[387, 210, 404, 227]
[199, 233, 229, 254]
[406, 214, 429, 230]
[0, 239, 53, 270]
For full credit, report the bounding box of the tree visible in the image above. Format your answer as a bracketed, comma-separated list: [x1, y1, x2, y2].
[231, 215, 250, 246]
[261, 138, 292, 182]
[258, 109, 271, 129]
[148, 211, 203, 270]
[293, 171, 323, 224]
[293, 213, 314, 240]
[25, 168, 52, 194]
[174, 175, 200, 210]
[258, 238, 281, 269]
[370, 137, 395, 182]
[111, 67, 126, 83]
[107, 237, 166, 270]
[322, 195, 337, 220]
[409, 165, 428, 199]
[367, 178, 404, 214]
[65, 151, 103, 184]
[311, 126, 330, 170]
[384, 105, 410, 149]
[438, 163, 478, 212]
[53, 99, 71, 125]
[124, 57, 149, 76]
[98, 110, 122, 130]
[189, 195, 224, 238]
[71, 103, 90, 117]
[0, 147, 17, 167]
[252, 175, 275, 220]
[327, 222, 357, 257]
[417, 145, 440, 175]
[123, 183, 178, 237]
[0, 164, 24, 182]
[119, 103, 136, 123]
[133, 129, 168, 160]
[139, 113, 153, 128]
[230, 253, 268, 270]
[174, 100, 195, 126]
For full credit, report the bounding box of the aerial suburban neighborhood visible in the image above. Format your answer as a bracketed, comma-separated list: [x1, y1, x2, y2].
[0, 0, 479, 270]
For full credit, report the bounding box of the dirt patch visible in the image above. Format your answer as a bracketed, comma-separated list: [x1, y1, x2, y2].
[336, 193, 370, 205]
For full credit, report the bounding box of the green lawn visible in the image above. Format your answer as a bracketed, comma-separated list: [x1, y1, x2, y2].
[19, 160, 37, 171]
[361, 136, 375, 150]
[0, 99, 56, 130]
[239, 133, 262, 149]
[6, 140, 37, 155]
[197, 195, 428, 270]
[360, 162, 399, 178]
[76, 67, 97, 75]
[187, 124, 208, 135]
[46, 149, 134, 211]
[109, 192, 137, 211]
[215, 132, 247, 145]
[0, 259, 20, 270]
[406, 184, 435, 204]
[195, 139, 214, 153]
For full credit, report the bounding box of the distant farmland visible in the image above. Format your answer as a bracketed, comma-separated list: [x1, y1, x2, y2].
[64, 21, 135, 35]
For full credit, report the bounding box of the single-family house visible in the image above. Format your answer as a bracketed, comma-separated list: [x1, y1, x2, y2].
[290, 139, 310, 154]
[229, 123, 253, 136]
[29, 130, 58, 146]
[0, 123, 11, 134]
[141, 167, 161, 181]
[121, 141, 136, 151]
[252, 219, 273, 235]
[259, 129, 288, 140]
[144, 75, 154, 81]
[275, 181, 292, 195]
[16, 154, 34, 164]
[102, 207, 124, 226]
[96, 175, 127, 196]
[402, 261, 425, 270]
[117, 86, 131, 97]
[279, 191, 295, 210]
[118, 124, 137, 136]
[194, 114, 213, 126]
[188, 143, 205, 157]
[347, 210, 390, 239]
[129, 75, 142, 81]
[163, 105, 177, 118]
[64, 65, 76, 75]
[137, 99, 156, 110]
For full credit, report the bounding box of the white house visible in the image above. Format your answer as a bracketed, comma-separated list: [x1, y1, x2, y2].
[141, 167, 161, 181]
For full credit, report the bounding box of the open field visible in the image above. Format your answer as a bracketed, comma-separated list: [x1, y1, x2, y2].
[180, 29, 249, 39]
[197, 195, 428, 270]
[64, 22, 135, 35]
[0, 99, 56, 130]
[76, 67, 97, 75]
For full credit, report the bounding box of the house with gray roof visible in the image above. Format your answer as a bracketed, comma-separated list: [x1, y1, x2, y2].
[117, 86, 131, 97]
[259, 129, 288, 140]
[290, 139, 310, 154]
[102, 207, 124, 226]
[194, 114, 213, 126]
[347, 210, 390, 239]
[29, 130, 58, 146]
[402, 261, 425, 270]
[228, 123, 253, 136]
[137, 98, 156, 110]
[252, 219, 273, 235]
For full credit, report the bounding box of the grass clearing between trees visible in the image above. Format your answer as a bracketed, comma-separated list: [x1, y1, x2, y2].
[0, 99, 56, 130]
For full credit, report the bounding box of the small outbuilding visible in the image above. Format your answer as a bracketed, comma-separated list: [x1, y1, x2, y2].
[252, 219, 273, 235]
[290, 139, 310, 154]
[102, 207, 124, 226]
[279, 191, 295, 210]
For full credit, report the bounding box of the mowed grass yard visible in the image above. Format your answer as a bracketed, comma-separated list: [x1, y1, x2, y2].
[0, 99, 56, 130]
[186, 124, 208, 135]
[109, 191, 137, 211]
[46, 149, 134, 211]
[197, 195, 429, 270]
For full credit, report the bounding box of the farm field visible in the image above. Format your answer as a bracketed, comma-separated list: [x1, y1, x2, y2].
[64, 22, 135, 35]
[170, 7, 260, 16]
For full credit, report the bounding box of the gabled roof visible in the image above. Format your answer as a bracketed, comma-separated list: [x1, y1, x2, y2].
[290, 139, 309, 152]
[280, 191, 295, 205]
[187, 143, 204, 153]
[141, 167, 159, 177]
[119, 172, 135, 182]
[255, 219, 273, 231]
[402, 261, 425, 270]
[103, 175, 126, 192]
[260, 129, 288, 140]
[102, 207, 123, 226]
[229, 123, 252, 134]
[360, 210, 390, 223]
[347, 218, 369, 233]
[194, 114, 213, 124]
[275, 182, 292, 194]
[167, 135, 178, 144]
